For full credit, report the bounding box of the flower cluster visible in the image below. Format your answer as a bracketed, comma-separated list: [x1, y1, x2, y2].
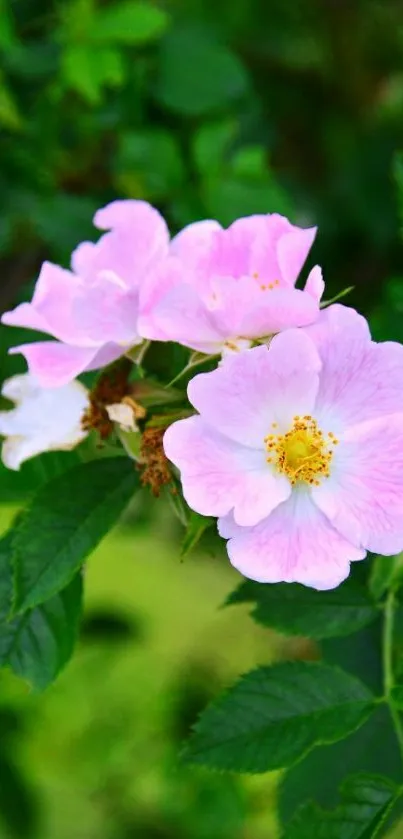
[2, 199, 403, 590]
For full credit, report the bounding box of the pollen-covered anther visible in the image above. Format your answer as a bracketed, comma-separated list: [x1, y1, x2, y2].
[264, 416, 336, 487]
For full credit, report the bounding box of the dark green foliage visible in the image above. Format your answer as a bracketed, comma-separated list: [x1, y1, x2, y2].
[184, 662, 374, 773]
[283, 774, 399, 839]
[0, 573, 83, 690]
[0, 527, 82, 688]
[279, 706, 403, 822]
[12, 458, 139, 613]
[227, 574, 379, 640]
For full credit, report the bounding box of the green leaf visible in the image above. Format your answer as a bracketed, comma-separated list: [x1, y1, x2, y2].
[115, 129, 184, 201]
[183, 662, 375, 773]
[32, 193, 99, 262]
[192, 119, 237, 176]
[0, 0, 17, 51]
[155, 26, 249, 116]
[369, 554, 403, 601]
[0, 530, 16, 619]
[0, 574, 83, 690]
[181, 511, 215, 558]
[0, 751, 38, 838]
[390, 685, 403, 709]
[0, 527, 82, 689]
[230, 145, 268, 179]
[284, 773, 399, 839]
[203, 174, 293, 227]
[89, 1, 169, 45]
[0, 71, 23, 131]
[279, 707, 403, 829]
[61, 44, 124, 104]
[322, 620, 383, 695]
[12, 458, 139, 614]
[280, 624, 403, 838]
[226, 576, 379, 640]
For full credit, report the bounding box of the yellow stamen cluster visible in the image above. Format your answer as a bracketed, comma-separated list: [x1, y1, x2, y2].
[264, 415, 338, 487]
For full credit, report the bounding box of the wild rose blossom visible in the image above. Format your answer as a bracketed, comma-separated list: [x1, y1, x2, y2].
[2, 200, 169, 387]
[139, 213, 324, 354]
[0, 373, 89, 469]
[164, 304, 403, 590]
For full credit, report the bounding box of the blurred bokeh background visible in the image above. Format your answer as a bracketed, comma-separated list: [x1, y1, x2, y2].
[1, 0, 403, 836]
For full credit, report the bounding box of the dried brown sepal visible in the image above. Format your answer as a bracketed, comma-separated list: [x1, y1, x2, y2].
[139, 427, 172, 497]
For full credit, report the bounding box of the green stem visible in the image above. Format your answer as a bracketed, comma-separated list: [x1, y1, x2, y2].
[383, 589, 403, 766]
[167, 354, 219, 388]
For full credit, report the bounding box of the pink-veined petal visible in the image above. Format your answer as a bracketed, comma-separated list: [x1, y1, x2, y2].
[312, 414, 403, 555]
[188, 334, 321, 448]
[164, 416, 291, 525]
[220, 489, 365, 590]
[308, 304, 403, 431]
[143, 283, 224, 353]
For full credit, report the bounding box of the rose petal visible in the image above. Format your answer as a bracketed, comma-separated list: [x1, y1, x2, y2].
[188, 334, 321, 448]
[164, 416, 291, 525]
[312, 414, 403, 555]
[221, 488, 365, 590]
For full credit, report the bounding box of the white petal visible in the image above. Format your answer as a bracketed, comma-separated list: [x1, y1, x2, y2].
[0, 373, 89, 469]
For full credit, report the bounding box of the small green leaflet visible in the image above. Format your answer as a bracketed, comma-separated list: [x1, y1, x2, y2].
[12, 458, 139, 614]
[0, 527, 82, 689]
[226, 578, 379, 640]
[88, 1, 169, 45]
[283, 773, 399, 839]
[0, 574, 82, 691]
[183, 662, 375, 774]
[181, 511, 215, 558]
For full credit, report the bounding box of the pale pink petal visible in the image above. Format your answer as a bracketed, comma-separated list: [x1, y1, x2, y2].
[216, 216, 275, 278]
[304, 265, 324, 301]
[2, 262, 86, 345]
[10, 342, 98, 388]
[2, 302, 49, 333]
[312, 414, 403, 555]
[170, 219, 222, 289]
[188, 335, 321, 448]
[81, 342, 132, 371]
[238, 287, 319, 336]
[277, 226, 317, 286]
[209, 215, 291, 282]
[308, 305, 403, 430]
[203, 279, 318, 339]
[138, 257, 184, 340]
[94, 199, 168, 238]
[71, 281, 139, 345]
[164, 416, 291, 525]
[70, 241, 99, 278]
[143, 283, 224, 353]
[221, 489, 365, 589]
[92, 199, 170, 288]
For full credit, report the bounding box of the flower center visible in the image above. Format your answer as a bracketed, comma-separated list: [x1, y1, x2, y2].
[264, 415, 338, 486]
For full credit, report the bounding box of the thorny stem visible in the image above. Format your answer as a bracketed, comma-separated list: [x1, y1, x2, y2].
[383, 589, 403, 768]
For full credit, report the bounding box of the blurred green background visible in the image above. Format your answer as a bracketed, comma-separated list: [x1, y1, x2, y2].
[1, 0, 403, 836]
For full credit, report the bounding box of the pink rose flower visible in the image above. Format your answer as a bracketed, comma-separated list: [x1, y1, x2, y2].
[139, 214, 324, 354]
[2, 200, 169, 387]
[164, 305, 403, 590]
